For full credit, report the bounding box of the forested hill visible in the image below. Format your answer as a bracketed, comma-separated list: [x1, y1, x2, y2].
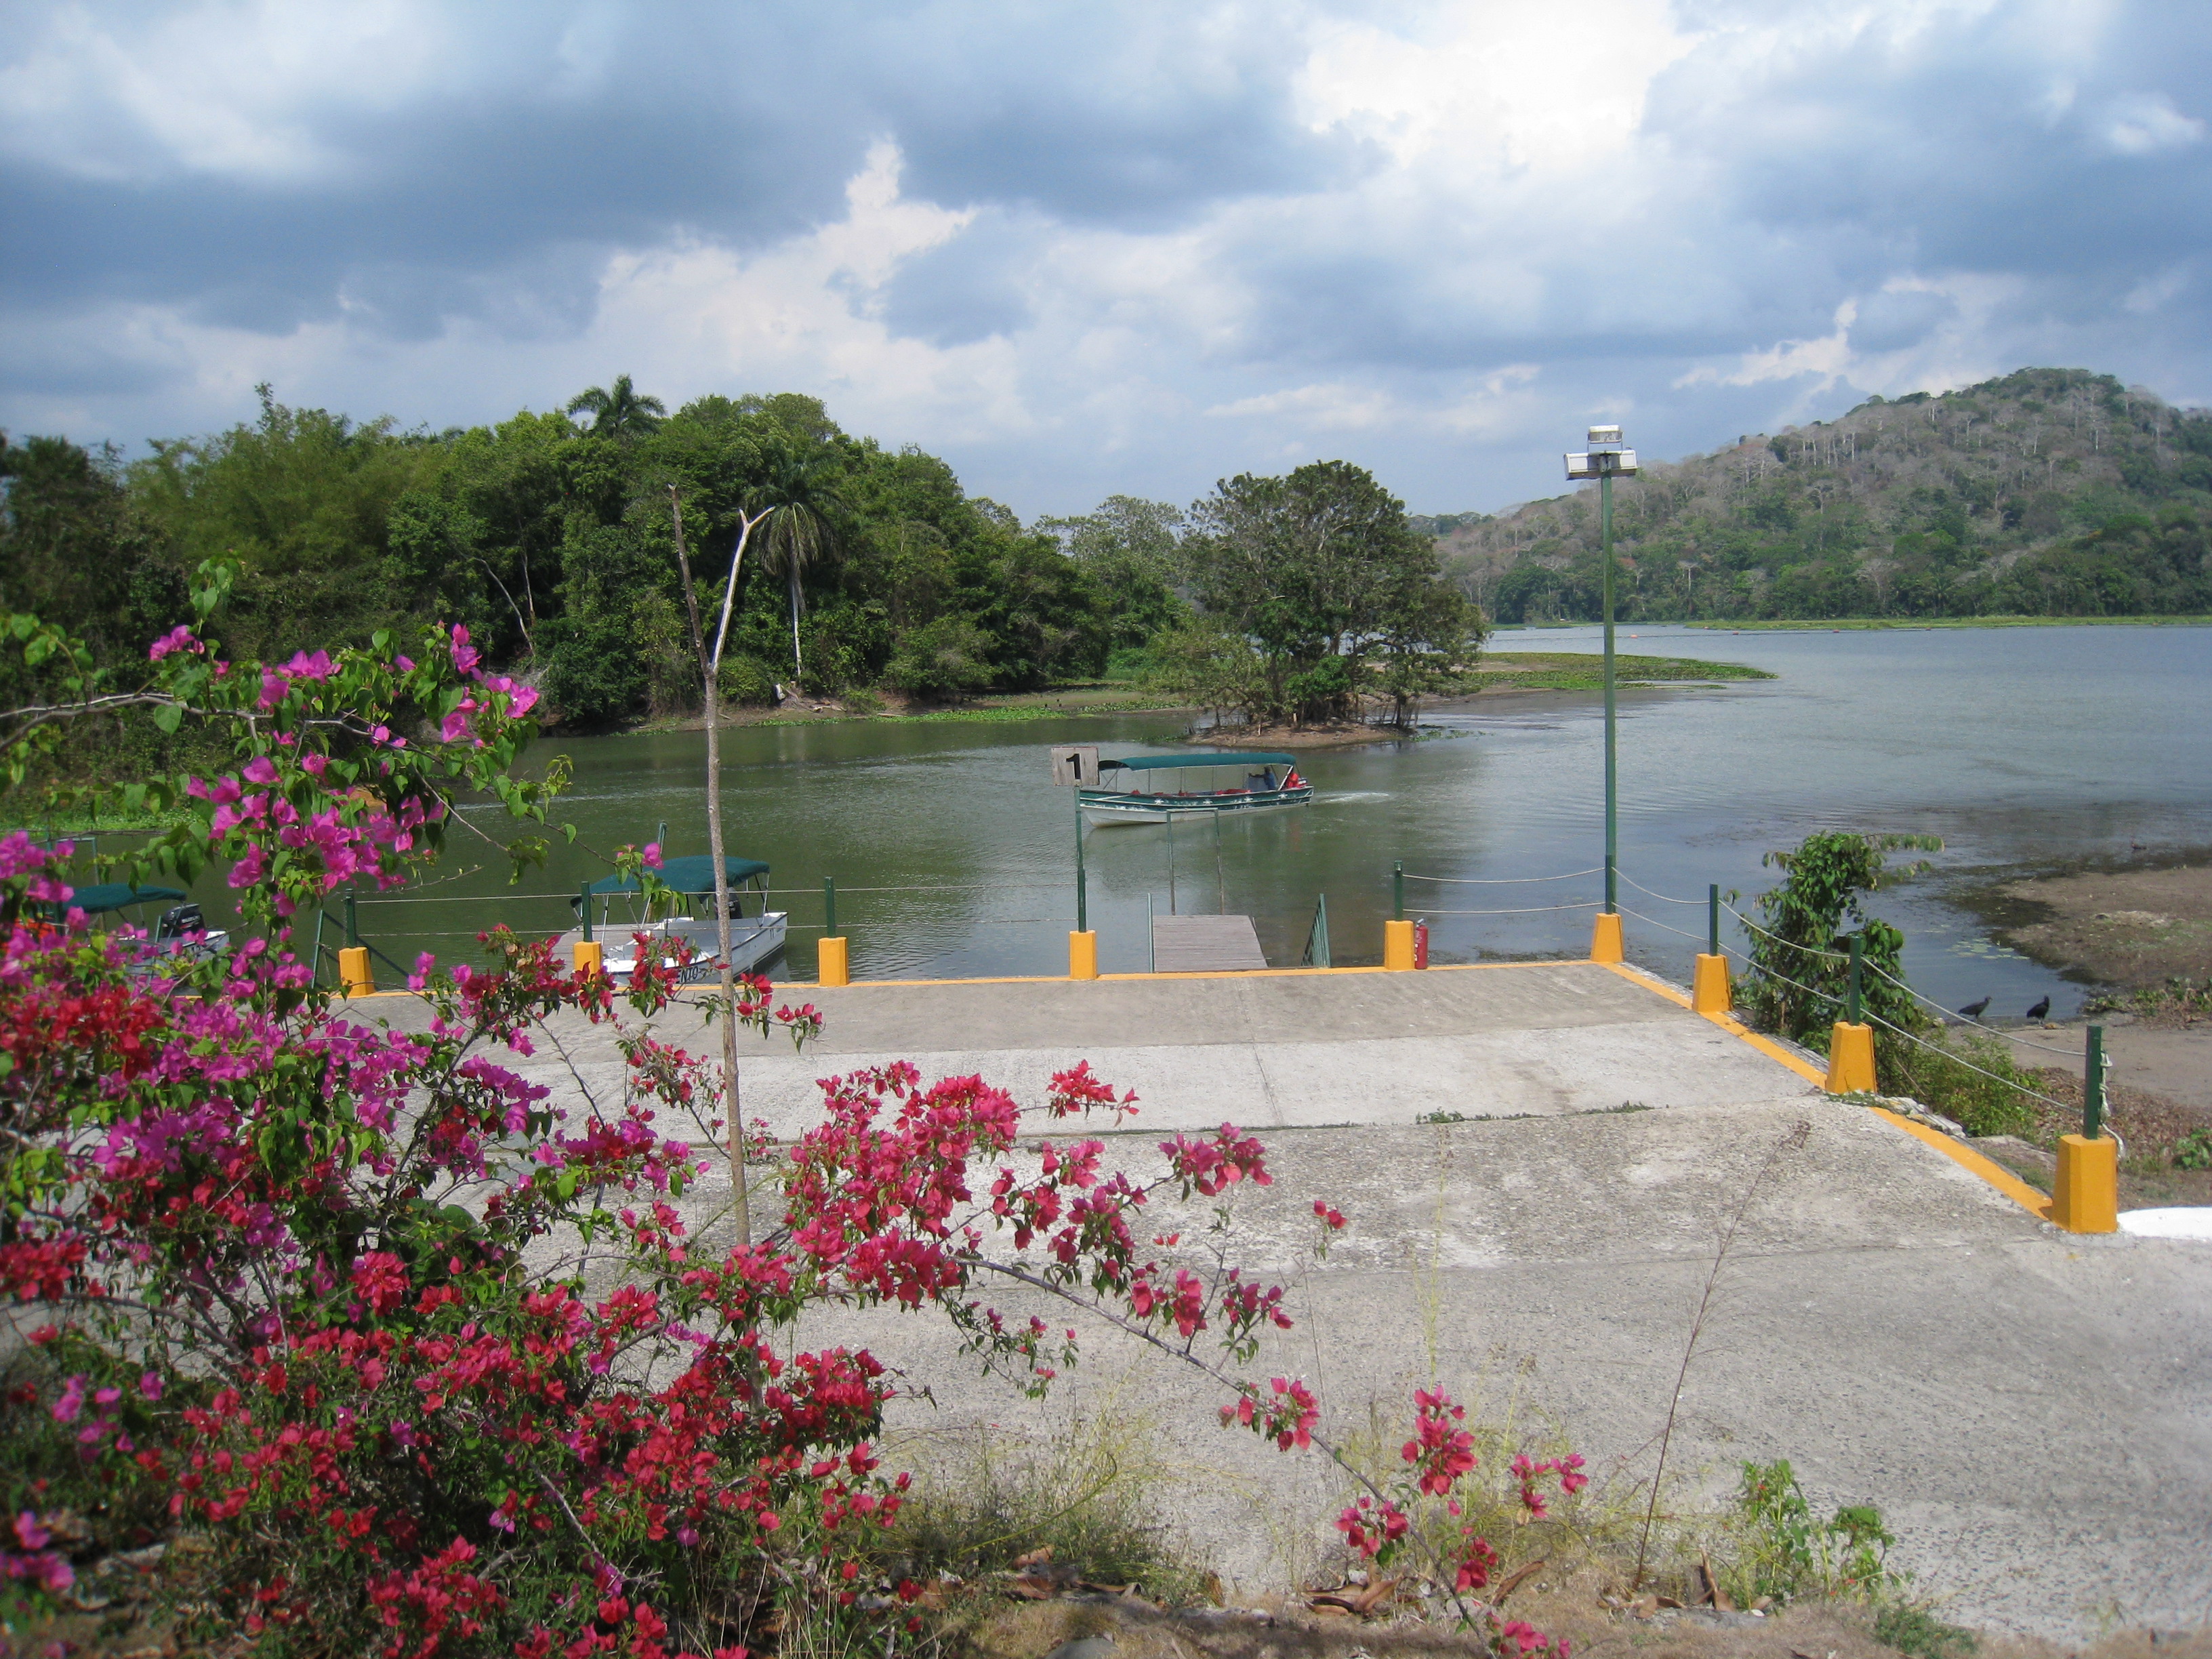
[1415, 367, 2212, 623]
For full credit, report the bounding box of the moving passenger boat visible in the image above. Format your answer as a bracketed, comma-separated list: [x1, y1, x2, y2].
[1080, 752, 1312, 825]
[566, 854, 787, 983]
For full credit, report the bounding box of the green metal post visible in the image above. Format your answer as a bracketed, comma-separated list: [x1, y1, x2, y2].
[1846, 933, 1863, 1024]
[345, 891, 359, 948]
[657, 820, 668, 851]
[579, 880, 593, 945]
[1708, 884, 1720, 956]
[1073, 790, 1088, 933]
[1601, 468, 1618, 916]
[2085, 1024, 2106, 1141]
[824, 876, 837, 939]
[1394, 861, 1405, 922]
[1166, 813, 1176, 915]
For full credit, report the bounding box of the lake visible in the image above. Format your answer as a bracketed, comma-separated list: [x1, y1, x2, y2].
[348, 623, 2211, 1018]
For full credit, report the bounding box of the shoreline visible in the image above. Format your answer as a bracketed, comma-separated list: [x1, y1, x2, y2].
[580, 650, 1774, 742]
[1953, 850, 2212, 991]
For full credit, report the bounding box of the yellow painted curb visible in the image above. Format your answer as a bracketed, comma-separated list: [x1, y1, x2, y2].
[799, 960, 1564, 988]
[1599, 962, 2052, 1222]
[1875, 1109, 2053, 1221]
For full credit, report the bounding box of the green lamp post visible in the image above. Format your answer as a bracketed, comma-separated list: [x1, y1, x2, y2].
[1565, 425, 1639, 916]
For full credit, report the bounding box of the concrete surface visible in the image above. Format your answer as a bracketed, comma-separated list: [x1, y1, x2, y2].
[376, 964, 2212, 1639]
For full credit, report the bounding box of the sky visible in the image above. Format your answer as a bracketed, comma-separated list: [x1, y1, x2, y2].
[3, 0, 2210, 521]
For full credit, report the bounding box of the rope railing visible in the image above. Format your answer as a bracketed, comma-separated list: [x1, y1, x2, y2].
[1618, 872, 1706, 906]
[1401, 867, 1603, 884]
[1420, 901, 1603, 917]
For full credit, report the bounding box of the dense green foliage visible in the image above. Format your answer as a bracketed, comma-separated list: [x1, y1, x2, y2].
[1738, 830, 2036, 1136]
[1424, 367, 2212, 622]
[0, 384, 1164, 758]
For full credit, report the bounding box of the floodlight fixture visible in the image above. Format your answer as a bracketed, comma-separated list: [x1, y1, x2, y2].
[1565, 424, 1637, 479]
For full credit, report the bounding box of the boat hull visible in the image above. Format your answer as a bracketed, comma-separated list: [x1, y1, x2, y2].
[598, 912, 789, 983]
[1080, 784, 1313, 825]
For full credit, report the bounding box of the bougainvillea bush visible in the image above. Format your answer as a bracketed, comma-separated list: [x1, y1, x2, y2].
[0, 568, 1574, 1658]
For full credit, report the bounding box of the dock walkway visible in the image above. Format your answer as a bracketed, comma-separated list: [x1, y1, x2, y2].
[1149, 912, 1267, 971]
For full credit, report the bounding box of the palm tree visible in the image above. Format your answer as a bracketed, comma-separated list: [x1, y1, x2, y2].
[748, 437, 842, 685]
[565, 374, 665, 443]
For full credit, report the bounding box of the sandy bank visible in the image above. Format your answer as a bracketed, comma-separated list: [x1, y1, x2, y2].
[1983, 859, 2212, 989]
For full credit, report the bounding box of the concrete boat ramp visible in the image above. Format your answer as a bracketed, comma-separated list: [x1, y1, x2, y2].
[406, 960, 2212, 1640]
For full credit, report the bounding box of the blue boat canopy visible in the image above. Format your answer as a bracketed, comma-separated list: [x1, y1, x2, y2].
[587, 855, 769, 897]
[1099, 752, 1300, 773]
[60, 882, 188, 915]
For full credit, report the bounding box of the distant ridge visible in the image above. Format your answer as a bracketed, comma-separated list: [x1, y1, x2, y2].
[1414, 367, 2212, 623]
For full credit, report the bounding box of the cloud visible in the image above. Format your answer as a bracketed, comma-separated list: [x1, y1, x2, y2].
[4, 0, 2212, 517]
[2100, 91, 2206, 156]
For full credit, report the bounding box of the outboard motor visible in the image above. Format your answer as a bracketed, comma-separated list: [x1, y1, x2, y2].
[156, 903, 205, 942]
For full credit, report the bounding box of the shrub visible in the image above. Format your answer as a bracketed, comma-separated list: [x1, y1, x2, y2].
[716, 652, 781, 707]
[1727, 1460, 1904, 1607]
[1882, 1033, 2039, 1139]
[883, 617, 995, 701]
[1873, 1601, 1978, 1659]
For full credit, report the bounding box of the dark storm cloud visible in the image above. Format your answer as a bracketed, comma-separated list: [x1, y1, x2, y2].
[877, 208, 1042, 346]
[0, 3, 1351, 342]
[7, 1, 2212, 516]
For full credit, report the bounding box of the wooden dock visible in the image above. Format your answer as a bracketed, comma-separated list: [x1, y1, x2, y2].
[1151, 913, 1268, 972]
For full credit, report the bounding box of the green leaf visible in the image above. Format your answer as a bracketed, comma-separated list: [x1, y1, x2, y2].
[151, 703, 184, 735]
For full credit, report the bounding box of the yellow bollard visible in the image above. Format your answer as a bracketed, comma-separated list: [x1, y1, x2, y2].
[1383, 918, 1415, 971]
[1692, 952, 1732, 1014]
[2050, 1134, 2118, 1233]
[1069, 930, 1098, 981]
[338, 945, 374, 998]
[818, 936, 850, 987]
[1823, 1021, 1876, 1093]
[1590, 912, 1624, 963]
[571, 939, 603, 975]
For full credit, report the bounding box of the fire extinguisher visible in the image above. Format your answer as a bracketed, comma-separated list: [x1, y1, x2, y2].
[1412, 918, 1429, 969]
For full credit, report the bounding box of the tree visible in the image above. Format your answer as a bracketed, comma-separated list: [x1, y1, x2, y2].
[1040, 495, 1189, 651]
[1374, 577, 1486, 726]
[1182, 462, 1447, 726]
[748, 434, 844, 684]
[565, 373, 668, 443]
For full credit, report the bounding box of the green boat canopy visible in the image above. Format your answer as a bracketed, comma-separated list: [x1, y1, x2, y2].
[1099, 753, 1299, 773]
[62, 883, 188, 915]
[586, 855, 769, 897]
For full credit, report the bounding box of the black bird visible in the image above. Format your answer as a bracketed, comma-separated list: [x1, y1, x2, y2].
[1958, 996, 1991, 1020]
[2025, 995, 2051, 1022]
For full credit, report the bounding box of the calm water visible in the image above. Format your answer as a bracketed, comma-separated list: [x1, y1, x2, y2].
[343, 623, 2210, 1017]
